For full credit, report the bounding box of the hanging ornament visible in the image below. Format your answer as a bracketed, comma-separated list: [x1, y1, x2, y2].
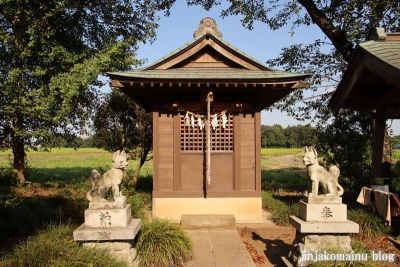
[190, 115, 195, 128]
[222, 113, 227, 128]
[197, 117, 204, 130]
[211, 114, 218, 130]
[185, 112, 189, 127]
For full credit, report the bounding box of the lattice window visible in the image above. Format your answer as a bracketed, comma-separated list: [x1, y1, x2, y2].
[180, 113, 234, 151]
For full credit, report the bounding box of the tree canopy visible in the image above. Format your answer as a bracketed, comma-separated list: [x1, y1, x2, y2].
[93, 89, 153, 185]
[0, 0, 174, 184]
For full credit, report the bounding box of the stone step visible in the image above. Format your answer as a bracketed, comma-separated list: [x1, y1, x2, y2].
[181, 214, 235, 228]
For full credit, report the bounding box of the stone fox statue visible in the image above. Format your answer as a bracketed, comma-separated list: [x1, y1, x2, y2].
[302, 146, 344, 197]
[86, 150, 129, 202]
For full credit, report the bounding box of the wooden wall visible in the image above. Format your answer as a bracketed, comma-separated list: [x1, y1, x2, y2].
[153, 110, 261, 197]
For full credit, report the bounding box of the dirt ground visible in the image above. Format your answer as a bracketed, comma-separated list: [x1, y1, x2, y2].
[237, 156, 400, 267]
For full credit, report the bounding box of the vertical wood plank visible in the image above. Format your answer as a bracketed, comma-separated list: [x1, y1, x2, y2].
[234, 114, 241, 191]
[173, 114, 181, 191]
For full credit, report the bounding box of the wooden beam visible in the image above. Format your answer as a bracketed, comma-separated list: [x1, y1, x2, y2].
[110, 80, 124, 87]
[154, 39, 208, 69]
[370, 110, 386, 185]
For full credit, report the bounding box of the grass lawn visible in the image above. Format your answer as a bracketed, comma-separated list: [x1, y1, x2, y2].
[261, 148, 302, 156]
[0, 148, 153, 184]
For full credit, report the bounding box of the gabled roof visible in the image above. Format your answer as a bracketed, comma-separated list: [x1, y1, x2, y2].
[328, 38, 400, 118]
[141, 31, 270, 71]
[108, 18, 310, 112]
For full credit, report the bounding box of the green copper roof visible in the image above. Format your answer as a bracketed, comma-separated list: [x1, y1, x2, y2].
[359, 41, 400, 69]
[108, 68, 308, 81]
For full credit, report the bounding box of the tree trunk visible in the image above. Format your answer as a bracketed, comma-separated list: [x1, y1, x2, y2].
[132, 147, 151, 186]
[12, 134, 26, 185]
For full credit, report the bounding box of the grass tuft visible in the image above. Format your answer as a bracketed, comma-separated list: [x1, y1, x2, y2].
[136, 218, 194, 267]
[262, 191, 299, 226]
[347, 208, 391, 241]
[1, 222, 129, 267]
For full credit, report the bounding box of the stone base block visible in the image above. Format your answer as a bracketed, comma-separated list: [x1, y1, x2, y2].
[84, 204, 131, 228]
[303, 195, 342, 204]
[299, 201, 347, 222]
[89, 197, 127, 209]
[289, 216, 359, 234]
[73, 218, 141, 241]
[83, 242, 137, 266]
[181, 214, 235, 228]
[289, 231, 352, 267]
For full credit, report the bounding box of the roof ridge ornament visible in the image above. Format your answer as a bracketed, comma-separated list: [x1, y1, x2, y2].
[193, 17, 222, 38]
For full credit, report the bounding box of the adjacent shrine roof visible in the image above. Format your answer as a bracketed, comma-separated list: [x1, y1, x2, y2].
[108, 17, 310, 111]
[328, 29, 400, 118]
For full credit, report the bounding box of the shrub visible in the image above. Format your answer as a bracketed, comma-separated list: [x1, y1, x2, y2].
[348, 208, 390, 241]
[127, 193, 147, 220]
[1, 222, 129, 267]
[262, 191, 299, 226]
[136, 218, 194, 267]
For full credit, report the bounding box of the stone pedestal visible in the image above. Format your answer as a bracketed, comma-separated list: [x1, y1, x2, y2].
[74, 197, 141, 266]
[289, 196, 359, 266]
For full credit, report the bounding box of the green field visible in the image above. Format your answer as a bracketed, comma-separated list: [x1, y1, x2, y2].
[0, 148, 152, 184]
[261, 148, 302, 156]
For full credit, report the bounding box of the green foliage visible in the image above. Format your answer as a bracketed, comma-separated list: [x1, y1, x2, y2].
[0, 167, 20, 208]
[262, 191, 299, 226]
[261, 169, 307, 192]
[261, 124, 316, 148]
[136, 218, 194, 267]
[0, 0, 174, 184]
[1, 223, 129, 267]
[390, 161, 400, 194]
[316, 110, 373, 192]
[93, 89, 153, 183]
[347, 208, 390, 241]
[127, 193, 147, 220]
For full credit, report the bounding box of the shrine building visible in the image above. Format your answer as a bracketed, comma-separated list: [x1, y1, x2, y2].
[108, 18, 309, 223]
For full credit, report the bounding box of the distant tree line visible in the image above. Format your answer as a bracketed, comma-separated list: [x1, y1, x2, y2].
[261, 124, 317, 148]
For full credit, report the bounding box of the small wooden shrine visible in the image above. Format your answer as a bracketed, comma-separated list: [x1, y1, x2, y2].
[108, 18, 309, 223]
[328, 28, 400, 185]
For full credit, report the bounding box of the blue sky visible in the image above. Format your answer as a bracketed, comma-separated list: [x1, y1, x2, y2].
[105, 0, 400, 135]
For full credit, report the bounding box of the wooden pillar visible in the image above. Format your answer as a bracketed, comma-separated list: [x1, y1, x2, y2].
[370, 111, 386, 185]
[153, 110, 159, 192]
[233, 114, 241, 191]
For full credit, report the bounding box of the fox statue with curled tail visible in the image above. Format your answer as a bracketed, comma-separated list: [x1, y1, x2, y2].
[86, 150, 129, 202]
[302, 146, 344, 197]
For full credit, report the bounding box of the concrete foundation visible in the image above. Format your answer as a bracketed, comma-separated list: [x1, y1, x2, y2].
[152, 197, 262, 223]
[181, 214, 235, 228]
